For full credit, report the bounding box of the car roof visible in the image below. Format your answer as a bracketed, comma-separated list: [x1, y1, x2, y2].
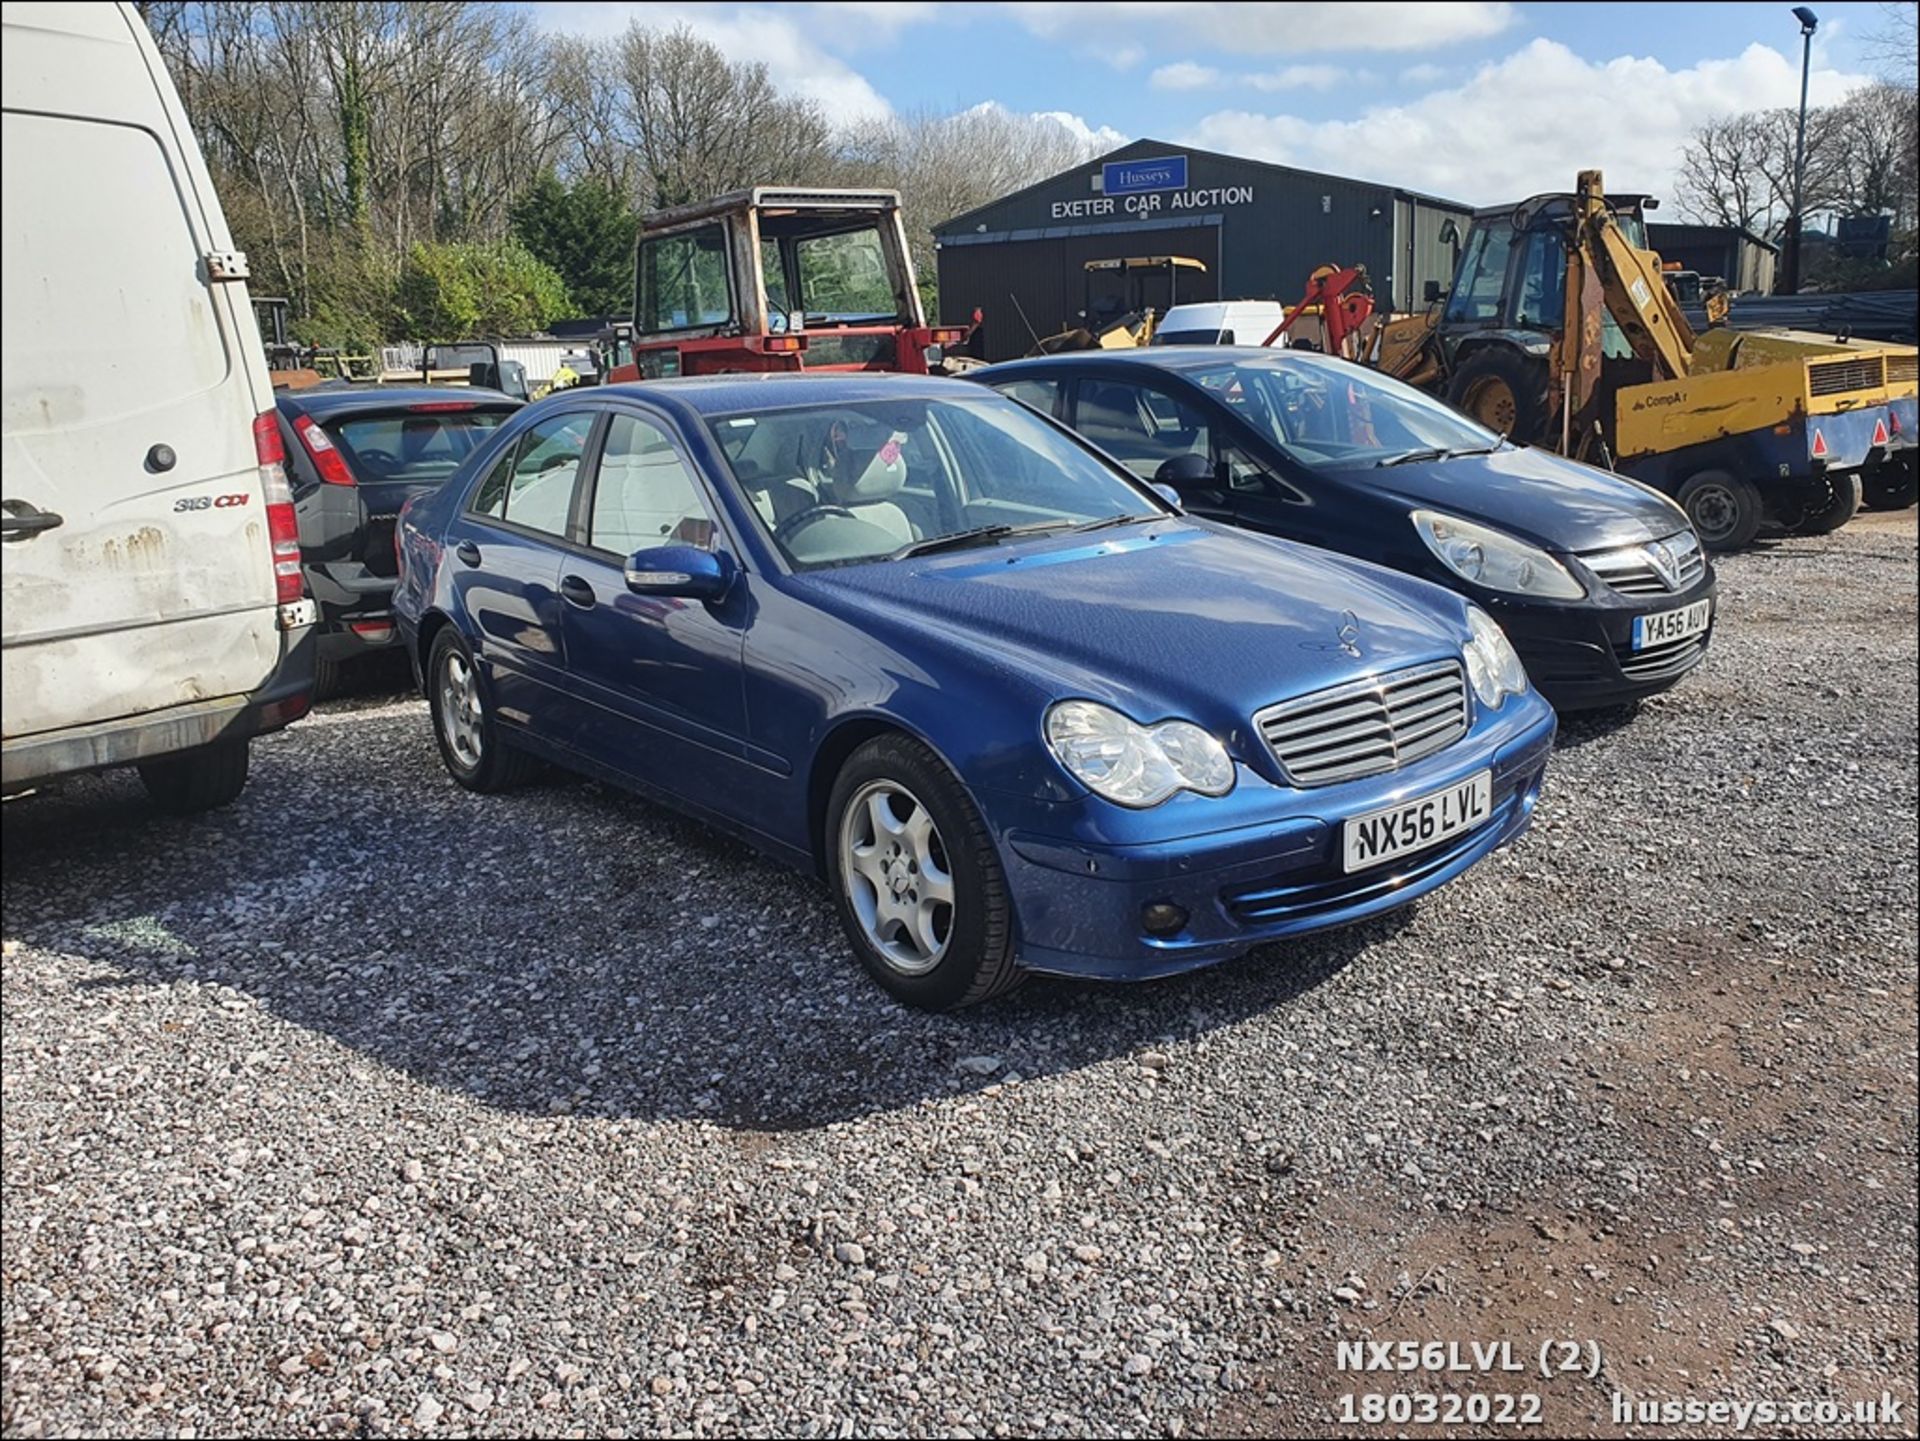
[1161, 301, 1286, 322]
[979, 345, 1308, 376]
[278, 385, 521, 417]
[584, 372, 989, 420]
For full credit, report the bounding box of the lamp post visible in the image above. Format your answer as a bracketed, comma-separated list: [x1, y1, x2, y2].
[1783, 5, 1818, 294]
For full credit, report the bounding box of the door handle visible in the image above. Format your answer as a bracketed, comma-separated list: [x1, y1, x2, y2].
[559, 574, 596, 609]
[0, 499, 65, 542]
[455, 540, 482, 567]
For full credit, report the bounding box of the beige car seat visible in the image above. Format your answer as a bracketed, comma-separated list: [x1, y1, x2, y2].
[813, 429, 916, 546]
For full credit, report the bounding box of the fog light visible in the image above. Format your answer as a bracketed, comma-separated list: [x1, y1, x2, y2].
[1141, 901, 1188, 938]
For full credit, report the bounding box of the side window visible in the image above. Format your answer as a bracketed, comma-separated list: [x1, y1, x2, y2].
[499, 412, 595, 537]
[590, 413, 716, 555]
[1223, 444, 1308, 504]
[1444, 225, 1516, 324]
[638, 224, 731, 332]
[992, 377, 1063, 417]
[470, 447, 511, 518]
[1071, 379, 1211, 482]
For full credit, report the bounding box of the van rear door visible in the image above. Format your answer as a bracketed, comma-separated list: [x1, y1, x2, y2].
[1, 3, 279, 742]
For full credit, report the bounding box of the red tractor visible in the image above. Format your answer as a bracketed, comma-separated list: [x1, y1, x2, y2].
[605, 187, 974, 382]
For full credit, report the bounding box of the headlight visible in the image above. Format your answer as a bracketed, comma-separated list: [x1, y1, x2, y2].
[1045, 701, 1235, 807]
[1412, 510, 1585, 600]
[1463, 606, 1530, 708]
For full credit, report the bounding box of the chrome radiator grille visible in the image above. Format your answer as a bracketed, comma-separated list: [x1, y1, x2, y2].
[1582, 530, 1706, 596]
[1255, 660, 1468, 787]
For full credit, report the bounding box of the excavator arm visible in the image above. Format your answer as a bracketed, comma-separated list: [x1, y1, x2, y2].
[1559, 169, 1701, 446]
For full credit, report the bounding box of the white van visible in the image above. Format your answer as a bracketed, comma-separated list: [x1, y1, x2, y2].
[1153, 300, 1291, 348]
[2, 1, 314, 812]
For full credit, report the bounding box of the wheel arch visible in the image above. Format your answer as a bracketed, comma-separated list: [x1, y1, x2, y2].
[805, 712, 967, 878]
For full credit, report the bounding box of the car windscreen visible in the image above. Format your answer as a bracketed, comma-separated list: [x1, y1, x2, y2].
[326, 408, 514, 485]
[1185, 354, 1501, 470]
[1153, 328, 1226, 346]
[705, 394, 1165, 570]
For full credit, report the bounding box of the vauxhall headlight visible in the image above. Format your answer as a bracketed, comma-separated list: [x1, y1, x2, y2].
[1412, 510, 1585, 600]
[1045, 701, 1236, 808]
[1463, 606, 1530, 708]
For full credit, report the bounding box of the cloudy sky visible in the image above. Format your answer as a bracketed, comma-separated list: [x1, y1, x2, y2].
[527, 1, 1895, 208]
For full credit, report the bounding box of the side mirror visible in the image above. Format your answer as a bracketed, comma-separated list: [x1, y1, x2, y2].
[1150, 483, 1184, 509]
[1423, 279, 1447, 305]
[1153, 452, 1216, 491]
[624, 544, 734, 601]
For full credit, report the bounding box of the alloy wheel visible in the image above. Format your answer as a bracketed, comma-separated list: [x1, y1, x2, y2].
[438, 650, 484, 769]
[839, 779, 955, 976]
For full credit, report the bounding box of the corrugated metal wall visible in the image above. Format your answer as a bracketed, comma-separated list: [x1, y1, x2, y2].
[934, 140, 1470, 350]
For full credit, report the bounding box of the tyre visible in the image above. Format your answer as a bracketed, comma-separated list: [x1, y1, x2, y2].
[1677, 469, 1764, 552]
[310, 650, 342, 702]
[1863, 456, 1917, 511]
[426, 628, 539, 793]
[825, 734, 1023, 1011]
[1792, 470, 1862, 535]
[138, 739, 249, 814]
[1445, 348, 1550, 444]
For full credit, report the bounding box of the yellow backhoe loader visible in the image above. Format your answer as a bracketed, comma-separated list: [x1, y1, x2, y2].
[1028, 256, 1208, 355]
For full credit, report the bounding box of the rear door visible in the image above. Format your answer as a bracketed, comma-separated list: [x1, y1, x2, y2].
[2, 5, 278, 739]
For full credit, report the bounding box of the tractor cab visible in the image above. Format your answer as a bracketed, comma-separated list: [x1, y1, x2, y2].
[608, 187, 970, 381]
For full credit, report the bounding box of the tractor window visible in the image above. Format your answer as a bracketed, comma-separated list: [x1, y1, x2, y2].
[794, 227, 895, 324]
[1512, 230, 1567, 330]
[638, 225, 732, 333]
[1444, 224, 1515, 324]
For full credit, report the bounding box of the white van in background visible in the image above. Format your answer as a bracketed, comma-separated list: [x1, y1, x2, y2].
[2, 1, 314, 812]
[1152, 300, 1291, 348]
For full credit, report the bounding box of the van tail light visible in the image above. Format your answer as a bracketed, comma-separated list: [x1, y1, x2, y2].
[254, 411, 305, 605]
[291, 412, 356, 486]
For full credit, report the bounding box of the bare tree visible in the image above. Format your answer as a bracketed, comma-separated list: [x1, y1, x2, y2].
[614, 26, 836, 208]
[1676, 104, 1848, 239]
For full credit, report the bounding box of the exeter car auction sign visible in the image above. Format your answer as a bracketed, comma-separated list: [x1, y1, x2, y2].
[1050, 154, 1256, 221]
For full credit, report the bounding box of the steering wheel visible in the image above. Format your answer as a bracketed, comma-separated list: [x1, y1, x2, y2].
[355, 447, 399, 470]
[773, 502, 858, 543]
[536, 450, 579, 473]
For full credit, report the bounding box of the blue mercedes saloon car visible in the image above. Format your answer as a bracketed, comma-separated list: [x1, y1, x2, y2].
[975, 349, 1717, 711]
[393, 374, 1557, 1009]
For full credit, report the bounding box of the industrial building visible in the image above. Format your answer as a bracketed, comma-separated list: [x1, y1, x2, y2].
[932, 138, 1472, 361]
[1646, 222, 1779, 295]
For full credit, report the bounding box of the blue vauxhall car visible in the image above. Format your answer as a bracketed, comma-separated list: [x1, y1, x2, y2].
[393, 375, 1557, 1010]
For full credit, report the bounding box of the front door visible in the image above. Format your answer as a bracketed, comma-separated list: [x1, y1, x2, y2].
[555, 407, 753, 804]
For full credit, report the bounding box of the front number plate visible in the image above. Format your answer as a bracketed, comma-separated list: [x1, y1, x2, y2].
[1632, 598, 1712, 651]
[1342, 771, 1493, 875]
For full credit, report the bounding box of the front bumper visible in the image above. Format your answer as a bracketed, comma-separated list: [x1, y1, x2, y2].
[996, 696, 1555, 981]
[1489, 575, 1719, 712]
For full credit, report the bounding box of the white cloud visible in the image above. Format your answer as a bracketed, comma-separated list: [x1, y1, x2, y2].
[1106, 43, 1146, 71]
[1247, 64, 1348, 92]
[1004, 1, 1514, 53]
[1399, 62, 1447, 85]
[1151, 62, 1223, 91]
[1033, 109, 1129, 152]
[810, 0, 939, 45]
[1184, 38, 1874, 206]
[529, 4, 895, 127]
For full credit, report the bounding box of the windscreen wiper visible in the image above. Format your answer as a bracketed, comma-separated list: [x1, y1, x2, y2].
[889, 519, 1073, 560]
[1068, 513, 1152, 534]
[1376, 447, 1450, 468]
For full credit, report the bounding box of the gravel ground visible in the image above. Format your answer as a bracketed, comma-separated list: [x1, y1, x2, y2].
[4, 513, 1916, 1440]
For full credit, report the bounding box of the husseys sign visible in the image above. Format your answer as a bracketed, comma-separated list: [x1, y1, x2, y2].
[1052, 155, 1254, 220]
